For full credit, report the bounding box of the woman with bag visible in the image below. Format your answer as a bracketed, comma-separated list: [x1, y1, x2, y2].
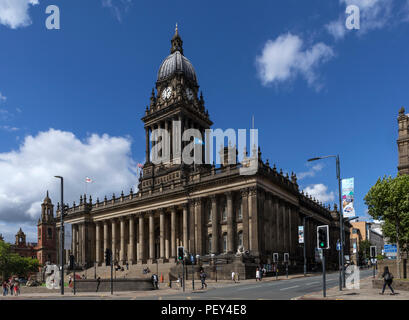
[380, 266, 395, 295]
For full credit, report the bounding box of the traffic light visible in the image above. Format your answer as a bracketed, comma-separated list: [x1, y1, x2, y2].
[317, 225, 329, 249]
[69, 254, 75, 270]
[370, 246, 377, 258]
[284, 253, 289, 263]
[105, 248, 112, 266]
[177, 246, 184, 261]
[273, 253, 279, 263]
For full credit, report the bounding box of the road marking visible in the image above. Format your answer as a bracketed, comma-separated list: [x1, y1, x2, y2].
[307, 282, 319, 285]
[280, 285, 299, 291]
[186, 296, 192, 300]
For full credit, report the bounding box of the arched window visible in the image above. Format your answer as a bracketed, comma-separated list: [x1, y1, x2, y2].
[223, 233, 227, 253]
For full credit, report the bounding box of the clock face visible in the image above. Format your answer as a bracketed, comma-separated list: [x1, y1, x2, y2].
[162, 87, 172, 100]
[186, 88, 194, 101]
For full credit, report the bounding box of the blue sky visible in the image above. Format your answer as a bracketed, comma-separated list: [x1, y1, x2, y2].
[0, 0, 408, 242]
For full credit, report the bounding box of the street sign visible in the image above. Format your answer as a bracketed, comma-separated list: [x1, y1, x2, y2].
[384, 244, 397, 257]
[336, 240, 341, 251]
[298, 226, 304, 244]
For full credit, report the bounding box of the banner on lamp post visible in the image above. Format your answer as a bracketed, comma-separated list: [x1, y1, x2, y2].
[298, 226, 304, 244]
[342, 177, 356, 218]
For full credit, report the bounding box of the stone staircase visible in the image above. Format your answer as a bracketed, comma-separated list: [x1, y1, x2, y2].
[66, 262, 177, 282]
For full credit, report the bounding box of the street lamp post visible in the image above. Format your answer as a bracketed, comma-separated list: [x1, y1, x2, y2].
[54, 176, 64, 295]
[308, 155, 345, 290]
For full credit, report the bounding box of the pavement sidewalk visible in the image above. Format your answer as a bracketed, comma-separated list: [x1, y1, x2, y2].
[294, 276, 409, 300]
[0, 272, 317, 299]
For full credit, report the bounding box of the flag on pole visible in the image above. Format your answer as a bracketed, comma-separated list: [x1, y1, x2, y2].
[137, 163, 144, 168]
[85, 177, 93, 183]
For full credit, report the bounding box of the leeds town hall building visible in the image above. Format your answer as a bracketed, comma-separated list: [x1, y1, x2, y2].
[57, 27, 350, 279]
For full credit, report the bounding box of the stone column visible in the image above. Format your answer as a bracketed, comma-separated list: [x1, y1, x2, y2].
[195, 198, 203, 255]
[111, 219, 117, 263]
[160, 209, 165, 260]
[240, 189, 249, 252]
[145, 127, 150, 162]
[72, 224, 78, 262]
[103, 221, 109, 265]
[189, 200, 195, 253]
[288, 206, 293, 256]
[129, 215, 135, 264]
[282, 202, 287, 253]
[226, 192, 234, 253]
[182, 204, 188, 249]
[275, 199, 282, 252]
[165, 213, 170, 260]
[248, 187, 259, 256]
[149, 212, 155, 262]
[120, 217, 126, 263]
[210, 195, 218, 254]
[171, 207, 177, 258]
[138, 215, 145, 264]
[271, 197, 277, 253]
[265, 194, 272, 254]
[96, 222, 102, 265]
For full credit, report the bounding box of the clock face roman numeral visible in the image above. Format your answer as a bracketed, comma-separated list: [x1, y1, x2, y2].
[162, 87, 172, 100]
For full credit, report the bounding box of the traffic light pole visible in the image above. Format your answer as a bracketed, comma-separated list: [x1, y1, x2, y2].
[336, 155, 345, 289]
[303, 217, 307, 277]
[110, 255, 113, 295]
[322, 252, 326, 298]
[182, 260, 185, 292]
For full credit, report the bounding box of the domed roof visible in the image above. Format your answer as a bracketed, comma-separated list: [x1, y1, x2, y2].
[157, 51, 197, 83]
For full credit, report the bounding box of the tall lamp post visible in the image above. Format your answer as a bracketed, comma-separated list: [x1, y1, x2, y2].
[308, 155, 345, 290]
[54, 175, 64, 295]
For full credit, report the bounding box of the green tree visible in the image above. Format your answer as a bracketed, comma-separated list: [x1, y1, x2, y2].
[358, 239, 371, 265]
[0, 240, 40, 280]
[364, 174, 409, 278]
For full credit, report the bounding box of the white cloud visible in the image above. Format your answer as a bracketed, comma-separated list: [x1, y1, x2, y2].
[0, 125, 19, 132]
[304, 183, 335, 203]
[102, 0, 133, 22]
[298, 163, 325, 180]
[256, 33, 334, 90]
[0, 0, 39, 29]
[0, 92, 6, 102]
[0, 129, 139, 236]
[327, 0, 397, 39]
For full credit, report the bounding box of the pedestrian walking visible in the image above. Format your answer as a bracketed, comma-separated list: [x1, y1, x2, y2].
[2, 281, 8, 296]
[256, 268, 261, 281]
[231, 271, 236, 283]
[126, 262, 129, 270]
[13, 282, 19, 296]
[9, 280, 13, 296]
[380, 266, 395, 295]
[200, 270, 207, 289]
[151, 274, 159, 289]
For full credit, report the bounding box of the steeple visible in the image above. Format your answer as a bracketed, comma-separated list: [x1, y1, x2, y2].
[171, 23, 184, 55]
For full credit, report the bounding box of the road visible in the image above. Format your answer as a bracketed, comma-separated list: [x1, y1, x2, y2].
[153, 269, 374, 300]
[8, 269, 374, 300]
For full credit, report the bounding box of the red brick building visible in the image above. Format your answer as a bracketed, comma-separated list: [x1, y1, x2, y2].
[10, 192, 57, 265]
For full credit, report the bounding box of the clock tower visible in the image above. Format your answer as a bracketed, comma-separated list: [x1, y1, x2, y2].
[140, 25, 213, 193]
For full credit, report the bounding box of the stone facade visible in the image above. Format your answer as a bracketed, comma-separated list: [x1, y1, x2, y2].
[9, 192, 57, 266]
[58, 27, 350, 275]
[398, 107, 409, 175]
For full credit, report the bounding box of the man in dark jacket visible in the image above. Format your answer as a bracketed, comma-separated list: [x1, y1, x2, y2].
[380, 266, 395, 295]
